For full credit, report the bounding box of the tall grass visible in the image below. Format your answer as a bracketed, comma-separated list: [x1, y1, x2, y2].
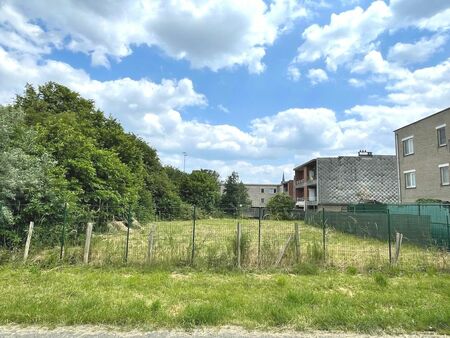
[4, 218, 449, 272]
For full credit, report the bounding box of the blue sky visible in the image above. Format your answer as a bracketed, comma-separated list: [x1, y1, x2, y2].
[1, 0, 449, 183]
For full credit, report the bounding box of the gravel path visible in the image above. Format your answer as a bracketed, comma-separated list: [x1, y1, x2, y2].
[0, 326, 447, 338]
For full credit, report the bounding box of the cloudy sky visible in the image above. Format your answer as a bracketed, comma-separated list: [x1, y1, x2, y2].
[1, 0, 449, 183]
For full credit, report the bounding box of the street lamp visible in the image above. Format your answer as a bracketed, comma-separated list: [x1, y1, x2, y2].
[182, 152, 187, 172]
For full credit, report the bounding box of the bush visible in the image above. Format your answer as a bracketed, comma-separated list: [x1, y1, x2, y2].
[266, 194, 295, 220]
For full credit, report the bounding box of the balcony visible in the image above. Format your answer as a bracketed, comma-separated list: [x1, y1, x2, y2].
[294, 179, 305, 187]
[306, 178, 317, 186]
[295, 197, 305, 207]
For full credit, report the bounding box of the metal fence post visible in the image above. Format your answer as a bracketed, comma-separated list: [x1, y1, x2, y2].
[125, 204, 131, 263]
[191, 206, 196, 265]
[446, 215, 449, 251]
[236, 221, 241, 268]
[322, 207, 326, 262]
[258, 207, 262, 265]
[387, 209, 392, 264]
[294, 222, 300, 263]
[60, 202, 67, 260]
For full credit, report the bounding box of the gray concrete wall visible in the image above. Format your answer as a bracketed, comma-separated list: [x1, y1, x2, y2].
[395, 108, 450, 202]
[317, 156, 399, 205]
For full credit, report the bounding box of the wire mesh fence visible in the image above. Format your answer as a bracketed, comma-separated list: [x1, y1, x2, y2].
[1, 203, 449, 271]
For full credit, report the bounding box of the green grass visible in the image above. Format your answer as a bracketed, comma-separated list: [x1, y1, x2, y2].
[0, 265, 449, 333]
[16, 218, 449, 272]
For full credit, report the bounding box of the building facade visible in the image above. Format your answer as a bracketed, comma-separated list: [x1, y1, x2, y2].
[220, 183, 281, 207]
[293, 152, 399, 210]
[395, 107, 450, 203]
[280, 177, 295, 201]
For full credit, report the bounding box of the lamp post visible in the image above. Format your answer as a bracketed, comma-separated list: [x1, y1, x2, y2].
[182, 152, 187, 172]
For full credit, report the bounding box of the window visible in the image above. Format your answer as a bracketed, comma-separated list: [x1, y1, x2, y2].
[402, 136, 414, 156]
[436, 125, 447, 147]
[260, 188, 265, 193]
[273, 188, 277, 193]
[439, 164, 449, 186]
[261, 198, 265, 204]
[404, 170, 416, 189]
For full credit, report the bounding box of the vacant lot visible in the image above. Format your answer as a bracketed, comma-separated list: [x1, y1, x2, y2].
[21, 218, 448, 271]
[0, 266, 449, 333]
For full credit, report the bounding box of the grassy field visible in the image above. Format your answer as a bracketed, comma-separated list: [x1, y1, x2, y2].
[21, 218, 447, 272]
[1, 219, 449, 333]
[0, 265, 449, 333]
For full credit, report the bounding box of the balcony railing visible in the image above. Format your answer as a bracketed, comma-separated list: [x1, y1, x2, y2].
[295, 179, 305, 187]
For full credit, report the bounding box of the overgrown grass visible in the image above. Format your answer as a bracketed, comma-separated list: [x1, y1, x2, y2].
[0, 265, 448, 333]
[12, 218, 449, 272]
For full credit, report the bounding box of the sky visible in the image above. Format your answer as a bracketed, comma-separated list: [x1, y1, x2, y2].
[0, 0, 449, 184]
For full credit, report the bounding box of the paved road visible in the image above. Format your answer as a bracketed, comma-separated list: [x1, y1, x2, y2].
[0, 326, 447, 338]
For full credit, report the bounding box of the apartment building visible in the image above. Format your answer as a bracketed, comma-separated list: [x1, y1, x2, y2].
[280, 173, 295, 201]
[293, 152, 399, 210]
[220, 183, 280, 207]
[394, 107, 450, 203]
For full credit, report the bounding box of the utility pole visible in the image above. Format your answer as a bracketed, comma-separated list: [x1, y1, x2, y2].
[182, 152, 187, 172]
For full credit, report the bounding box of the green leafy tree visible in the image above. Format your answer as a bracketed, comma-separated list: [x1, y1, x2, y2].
[0, 107, 74, 247]
[266, 193, 295, 219]
[220, 172, 251, 211]
[180, 169, 221, 212]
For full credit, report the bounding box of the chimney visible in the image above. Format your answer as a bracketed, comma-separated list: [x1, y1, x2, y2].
[358, 150, 373, 157]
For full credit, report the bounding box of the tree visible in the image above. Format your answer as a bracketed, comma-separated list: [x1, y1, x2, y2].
[266, 193, 295, 219]
[180, 169, 221, 212]
[220, 172, 251, 211]
[0, 107, 74, 247]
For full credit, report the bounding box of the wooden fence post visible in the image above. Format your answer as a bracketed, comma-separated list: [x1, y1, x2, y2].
[394, 232, 403, 265]
[236, 222, 241, 268]
[83, 222, 94, 264]
[147, 223, 156, 263]
[23, 221, 34, 262]
[276, 235, 293, 266]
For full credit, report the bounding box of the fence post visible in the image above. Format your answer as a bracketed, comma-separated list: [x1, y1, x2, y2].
[258, 207, 262, 265]
[23, 221, 34, 262]
[387, 209, 392, 264]
[60, 202, 67, 260]
[322, 207, 326, 262]
[125, 205, 131, 263]
[236, 222, 241, 268]
[83, 222, 94, 264]
[294, 222, 300, 263]
[191, 206, 196, 265]
[447, 215, 449, 251]
[147, 223, 156, 263]
[394, 232, 403, 265]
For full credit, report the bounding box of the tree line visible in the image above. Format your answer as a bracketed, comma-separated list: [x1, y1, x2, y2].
[0, 82, 251, 248]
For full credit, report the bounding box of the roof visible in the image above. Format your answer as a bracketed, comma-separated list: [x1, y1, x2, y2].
[394, 106, 450, 132]
[293, 158, 317, 171]
[293, 154, 396, 171]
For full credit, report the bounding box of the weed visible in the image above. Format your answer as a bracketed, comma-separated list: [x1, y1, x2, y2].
[181, 303, 224, 327]
[306, 241, 324, 263]
[150, 300, 161, 315]
[293, 262, 319, 275]
[275, 275, 287, 287]
[373, 272, 388, 287]
[346, 266, 358, 275]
